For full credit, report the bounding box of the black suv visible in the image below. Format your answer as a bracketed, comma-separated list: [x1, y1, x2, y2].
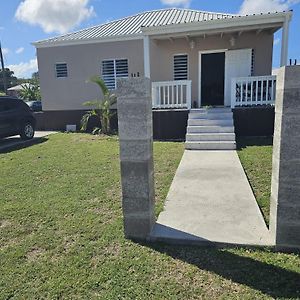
[0, 97, 36, 140]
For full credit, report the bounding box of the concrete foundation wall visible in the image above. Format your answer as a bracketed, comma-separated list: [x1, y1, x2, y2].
[233, 106, 275, 137]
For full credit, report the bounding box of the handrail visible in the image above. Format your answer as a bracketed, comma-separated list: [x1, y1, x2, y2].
[231, 75, 276, 108]
[152, 80, 192, 109]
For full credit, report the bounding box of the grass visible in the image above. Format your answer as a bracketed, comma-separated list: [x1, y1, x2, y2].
[0, 133, 299, 299]
[237, 136, 273, 225]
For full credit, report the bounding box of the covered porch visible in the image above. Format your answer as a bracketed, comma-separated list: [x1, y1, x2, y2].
[142, 11, 292, 109]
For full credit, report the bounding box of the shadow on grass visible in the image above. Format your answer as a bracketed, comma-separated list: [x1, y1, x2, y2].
[0, 137, 48, 154]
[237, 136, 273, 150]
[142, 242, 300, 299]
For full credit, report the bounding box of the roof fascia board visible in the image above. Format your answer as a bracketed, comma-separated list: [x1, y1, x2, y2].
[33, 34, 143, 48]
[151, 23, 283, 39]
[142, 11, 292, 36]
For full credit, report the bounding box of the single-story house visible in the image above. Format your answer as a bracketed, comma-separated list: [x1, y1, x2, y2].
[33, 8, 292, 142]
[7, 83, 34, 98]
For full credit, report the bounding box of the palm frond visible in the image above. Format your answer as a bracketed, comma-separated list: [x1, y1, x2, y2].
[80, 111, 94, 131]
[89, 76, 109, 96]
[82, 100, 99, 107]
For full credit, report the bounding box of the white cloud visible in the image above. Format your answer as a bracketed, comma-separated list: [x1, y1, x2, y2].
[16, 47, 25, 54]
[274, 38, 280, 45]
[161, 0, 191, 8]
[15, 0, 95, 34]
[2, 48, 9, 56]
[239, 0, 300, 15]
[8, 58, 38, 78]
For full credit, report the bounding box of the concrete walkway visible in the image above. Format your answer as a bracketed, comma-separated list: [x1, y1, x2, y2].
[0, 131, 56, 153]
[151, 150, 273, 247]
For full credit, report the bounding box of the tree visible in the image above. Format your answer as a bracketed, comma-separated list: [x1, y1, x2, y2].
[81, 76, 117, 135]
[32, 72, 39, 80]
[19, 81, 41, 101]
[0, 68, 18, 92]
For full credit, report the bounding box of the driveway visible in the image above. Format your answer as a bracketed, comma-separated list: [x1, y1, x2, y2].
[0, 131, 57, 153]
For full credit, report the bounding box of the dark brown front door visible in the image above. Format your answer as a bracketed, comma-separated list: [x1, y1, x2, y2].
[201, 52, 225, 106]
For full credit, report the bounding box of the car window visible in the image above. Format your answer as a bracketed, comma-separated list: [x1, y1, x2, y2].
[5, 100, 18, 111]
[0, 99, 21, 112]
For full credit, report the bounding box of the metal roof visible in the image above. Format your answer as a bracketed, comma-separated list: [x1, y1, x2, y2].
[34, 8, 237, 46]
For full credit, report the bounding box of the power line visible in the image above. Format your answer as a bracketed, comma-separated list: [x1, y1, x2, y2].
[0, 41, 7, 94]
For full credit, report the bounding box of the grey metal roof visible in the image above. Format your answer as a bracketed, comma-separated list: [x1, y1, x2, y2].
[34, 8, 237, 45]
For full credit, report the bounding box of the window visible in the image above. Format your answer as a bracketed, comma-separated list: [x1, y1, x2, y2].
[55, 63, 68, 78]
[102, 59, 128, 90]
[174, 54, 188, 80]
[0, 99, 19, 112]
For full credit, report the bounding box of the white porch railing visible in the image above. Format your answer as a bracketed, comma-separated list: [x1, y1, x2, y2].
[152, 80, 192, 109]
[231, 75, 276, 108]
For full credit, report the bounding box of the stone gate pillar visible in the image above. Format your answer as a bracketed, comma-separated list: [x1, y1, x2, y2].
[117, 78, 155, 240]
[270, 65, 300, 250]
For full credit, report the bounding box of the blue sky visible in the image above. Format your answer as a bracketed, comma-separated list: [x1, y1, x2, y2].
[0, 0, 299, 78]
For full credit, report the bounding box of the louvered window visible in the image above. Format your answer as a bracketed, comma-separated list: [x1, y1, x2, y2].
[102, 59, 128, 90]
[55, 63, 68, 78]
[174, 54, 188, 80]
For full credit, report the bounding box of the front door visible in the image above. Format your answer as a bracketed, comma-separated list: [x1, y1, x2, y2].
[201, 52, 225, 106]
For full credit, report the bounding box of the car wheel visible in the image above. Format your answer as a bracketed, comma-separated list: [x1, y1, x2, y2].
[20, 122, 35, 140]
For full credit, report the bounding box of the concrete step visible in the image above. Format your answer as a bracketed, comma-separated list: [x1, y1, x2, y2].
[185, 141, 236, 150]
[186, 133, 236, 142]
[190, 108, 232, 114]
[187, 126, 235, 134]
[189, 112, 233, 120]
[188, 119, 234, 126]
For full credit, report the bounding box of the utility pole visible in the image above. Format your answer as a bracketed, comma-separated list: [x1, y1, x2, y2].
[0, 41, 7, 94]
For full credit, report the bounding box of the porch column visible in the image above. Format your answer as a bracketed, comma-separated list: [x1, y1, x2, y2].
[280, 15, 291, 67]
[143, 35, 151, 78]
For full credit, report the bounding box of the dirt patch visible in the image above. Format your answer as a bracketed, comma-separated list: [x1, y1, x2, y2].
[71, 134, 117, 143]
[0, 220, 12, 228]
[0, 237, 20, 251]
[26, 248, 46, 262]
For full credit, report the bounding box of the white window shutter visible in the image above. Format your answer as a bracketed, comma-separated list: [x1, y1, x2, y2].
[102, 59, 128, 90]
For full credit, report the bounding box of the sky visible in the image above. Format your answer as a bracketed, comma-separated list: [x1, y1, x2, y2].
[0, 0, 299, 78]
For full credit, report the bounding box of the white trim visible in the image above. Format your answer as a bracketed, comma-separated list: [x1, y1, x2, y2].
[280, 15, 291, 66]
[142, 11, 291, 36]
[33, 34, 143, 48]
[143, 36, 151, 78]
[198, 49, 227, 107]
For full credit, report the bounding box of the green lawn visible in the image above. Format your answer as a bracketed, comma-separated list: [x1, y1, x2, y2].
[237, 137, 273, 225]
[0, 133, 299, 299]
